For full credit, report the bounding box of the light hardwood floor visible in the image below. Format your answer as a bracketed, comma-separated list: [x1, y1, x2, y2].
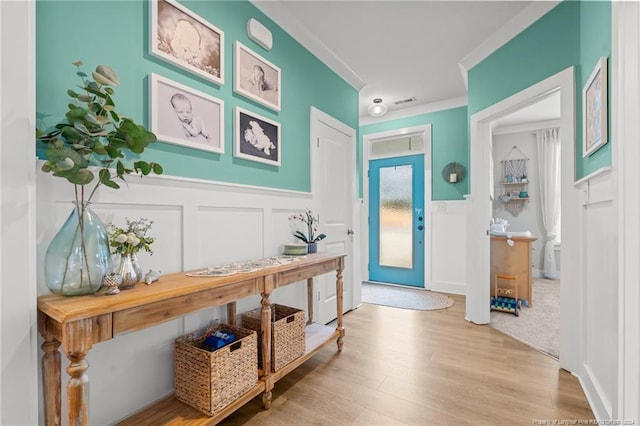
[221, 294, 593, 425]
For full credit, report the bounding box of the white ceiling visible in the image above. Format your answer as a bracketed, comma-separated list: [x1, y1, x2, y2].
[253, 1, 559, 122]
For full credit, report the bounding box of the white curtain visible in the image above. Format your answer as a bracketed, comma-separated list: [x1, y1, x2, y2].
[536, 128, 561, 279]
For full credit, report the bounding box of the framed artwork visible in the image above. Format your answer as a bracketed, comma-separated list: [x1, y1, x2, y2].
[234, 42, 281, 111]
[150, 73, 224, 154]
[150, 0, 224, 85]
[582, 56, 608, 157]
[234, 107, 281, 166]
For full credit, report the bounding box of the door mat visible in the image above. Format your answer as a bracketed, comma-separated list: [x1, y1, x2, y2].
[362, 282, 454, 311]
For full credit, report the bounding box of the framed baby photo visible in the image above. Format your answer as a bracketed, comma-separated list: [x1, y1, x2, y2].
[150, 0, 224, 85]
[150, 73, 224, 154]
[582, 56, 608, 157]
[234, 42, 281, 111]
[234, 107, 281, 166]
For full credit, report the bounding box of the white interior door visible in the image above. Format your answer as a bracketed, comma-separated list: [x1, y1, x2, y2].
[311, 108, 355, 325]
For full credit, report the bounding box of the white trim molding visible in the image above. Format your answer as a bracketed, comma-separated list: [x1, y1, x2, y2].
[614, 1, 640, 423]
[1, 0, 38, 423]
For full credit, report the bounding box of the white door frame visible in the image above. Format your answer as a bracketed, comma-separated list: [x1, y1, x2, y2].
[362, 125, 432, 289]
[310, 107, 359, 312]
[0, 0, 39, 423]
[467, 67, 580, 373]
[613, 1, 640, 420]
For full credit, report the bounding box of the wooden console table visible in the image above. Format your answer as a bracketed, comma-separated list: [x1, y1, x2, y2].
[38, 252, 345, 425]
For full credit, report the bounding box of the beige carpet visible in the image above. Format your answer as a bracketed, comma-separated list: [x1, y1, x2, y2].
[490, 278, 560, 359]
[361, 282, 455, 311]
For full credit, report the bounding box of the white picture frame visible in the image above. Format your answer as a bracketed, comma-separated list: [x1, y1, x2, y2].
[234, 107, 281, 166]
[234, 42, 281, 111]
[582, 56, 608, 157]
[150, 0, 224, 85]
[150, 73, 224, 154]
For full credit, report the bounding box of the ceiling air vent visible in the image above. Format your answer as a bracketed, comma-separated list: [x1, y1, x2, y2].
[393, 97, 416, 106]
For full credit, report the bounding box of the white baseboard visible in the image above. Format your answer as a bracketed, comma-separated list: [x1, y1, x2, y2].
[577, 365, 612, 421]
[428, 280, 466, 295]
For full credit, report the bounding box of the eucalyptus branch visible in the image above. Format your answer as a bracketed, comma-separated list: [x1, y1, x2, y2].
[36, 61, 163, 205]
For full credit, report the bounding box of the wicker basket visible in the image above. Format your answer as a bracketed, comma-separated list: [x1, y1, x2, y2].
[174, 323, 258, 417]
[241, 304, 306, 372]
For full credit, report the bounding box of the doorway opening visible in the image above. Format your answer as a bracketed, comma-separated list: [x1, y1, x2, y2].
[362, 125, 431, 290]
[489, 91, 561, 359]
[467, 67, 580, 373]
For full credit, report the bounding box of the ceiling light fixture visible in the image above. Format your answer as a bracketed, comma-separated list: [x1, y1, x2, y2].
[368, 98, 388, 117]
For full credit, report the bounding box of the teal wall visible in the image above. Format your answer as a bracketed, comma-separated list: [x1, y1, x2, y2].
[36, 0, 358, 192]
[468, 1, 611, 180]
[579, 1, 612, 177]
[360, 107, 468, 200]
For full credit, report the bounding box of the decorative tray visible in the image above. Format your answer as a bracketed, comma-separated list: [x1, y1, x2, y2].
[186, 255, 305, 277]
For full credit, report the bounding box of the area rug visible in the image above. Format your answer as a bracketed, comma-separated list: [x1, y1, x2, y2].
[490, 278, 560, 359]
[361, 282, 454, 311]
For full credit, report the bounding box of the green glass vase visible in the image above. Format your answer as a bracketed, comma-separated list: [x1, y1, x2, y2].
[44, 203, 112, 296]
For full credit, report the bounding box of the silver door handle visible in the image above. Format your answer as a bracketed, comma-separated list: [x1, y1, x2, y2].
[347, 229, 355, 235]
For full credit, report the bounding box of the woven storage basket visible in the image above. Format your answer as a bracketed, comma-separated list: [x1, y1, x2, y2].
[174, 323, 258, 416]
[241, 304, 306, 372]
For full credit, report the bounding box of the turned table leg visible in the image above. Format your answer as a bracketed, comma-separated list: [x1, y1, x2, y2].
[227, 301, 237, 325]
[66, 352, 89, 426]
[260, 292, 273, 409]
[261, 390, 273, 409]
[41, 338, 61, 426]
[306, 277, 314, 325]
[336, 261, 345, 351]
[59, 318, 96, 426]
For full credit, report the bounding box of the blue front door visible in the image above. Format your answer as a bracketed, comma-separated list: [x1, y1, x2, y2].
[369, 154, 425, 287]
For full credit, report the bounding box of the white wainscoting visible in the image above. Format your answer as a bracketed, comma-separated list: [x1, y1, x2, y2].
[576, 170, 617, 420]
[428, 201, 467, 294]
[36, 171, 318, 425]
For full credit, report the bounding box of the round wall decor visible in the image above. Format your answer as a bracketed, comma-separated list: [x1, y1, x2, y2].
[441, 162, 465, 183]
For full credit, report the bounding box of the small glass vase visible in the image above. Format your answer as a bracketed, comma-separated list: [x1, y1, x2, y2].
[131, 253, 143, 282]
[307, 242, 318, 254]
[116, 253, 140, 290]
[44, 202, 112, 296]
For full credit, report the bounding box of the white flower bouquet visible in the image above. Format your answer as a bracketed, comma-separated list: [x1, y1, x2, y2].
[108, 218, 155, 255]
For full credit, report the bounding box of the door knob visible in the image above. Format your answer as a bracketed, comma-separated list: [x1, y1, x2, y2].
[347, 229, 355, 236]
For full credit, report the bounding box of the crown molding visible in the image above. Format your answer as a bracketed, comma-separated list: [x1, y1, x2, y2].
[360, 96, 467, 126]
[458, 1, 561, 89]
[251, 1, 366, 90]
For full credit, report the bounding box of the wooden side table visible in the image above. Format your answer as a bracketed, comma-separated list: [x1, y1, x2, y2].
[490, 235, 537, 307]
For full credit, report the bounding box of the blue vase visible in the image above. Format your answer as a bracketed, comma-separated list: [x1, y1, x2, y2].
[307, 242, 318, 254]
[44, 202, 112, 296]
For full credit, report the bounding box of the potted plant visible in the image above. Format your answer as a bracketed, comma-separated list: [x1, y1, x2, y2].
[288, 209, 326, 253]
[37, 61, 163, 296]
